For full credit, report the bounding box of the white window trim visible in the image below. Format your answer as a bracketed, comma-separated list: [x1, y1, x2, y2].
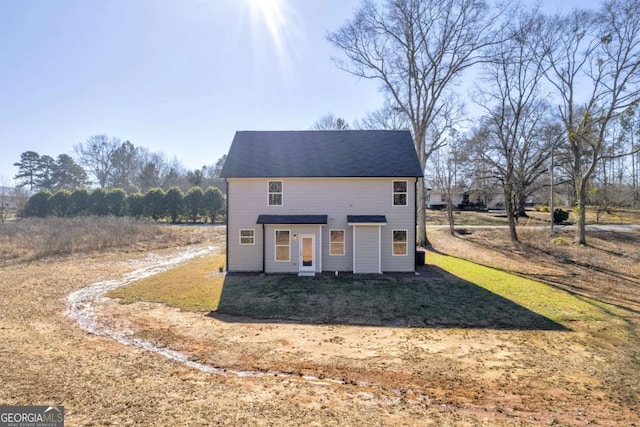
[329, 229, 345, 256]
[392, 180, 408, 206]
[268, 180, 283, 206]
[274, 229, 290, 262]
[239, 229, 255, 245]
[392, 229, 408, 256]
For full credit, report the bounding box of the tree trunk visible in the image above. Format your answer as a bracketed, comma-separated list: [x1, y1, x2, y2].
[504, 187, 519, 244]
[516, 192, 529, 219]
[574, 179, 588, 245]
[632, 150, 636, 206]
[446, 196, 455, 236]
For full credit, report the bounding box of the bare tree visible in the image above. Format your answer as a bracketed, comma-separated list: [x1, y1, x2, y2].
[355, 100, 411, 130]
[313, 113, 350, 130]
[429, 132, 465, 235]
[328, 0, 502, 246]
[74, 135, 120, 188]
[473, 9, 552, 243]
[109, 140, 140, 192]
[618, 105, 640, 206]
[542, 0, 640, 245]
[0, 177, 29, 222]
[0, 176, 10, 223]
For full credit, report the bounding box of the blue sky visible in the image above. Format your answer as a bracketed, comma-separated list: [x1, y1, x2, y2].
[0, 0, 600, 182]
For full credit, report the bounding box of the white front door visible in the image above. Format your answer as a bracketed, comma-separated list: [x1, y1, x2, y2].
[299, 234, 315, 274]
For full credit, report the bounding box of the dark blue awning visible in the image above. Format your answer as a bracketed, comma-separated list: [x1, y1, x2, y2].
[257, 215, 328, 225]
[347, 215, 387, 224]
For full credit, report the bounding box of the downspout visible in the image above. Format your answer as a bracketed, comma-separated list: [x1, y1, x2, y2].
[262, 224, 266, 274]
[225, 179, 229, 272]
[414, 178, 418, 270]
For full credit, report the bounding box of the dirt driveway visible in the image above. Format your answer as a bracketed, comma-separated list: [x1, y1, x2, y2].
[1, 238, 639, 425]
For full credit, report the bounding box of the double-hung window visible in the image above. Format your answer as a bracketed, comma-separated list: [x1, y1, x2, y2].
[393, 230, 408, 255]
[240, 229, 255, 245]
[393, 181, 408, 206]
[275, 230, 290, 261]
[268, 181, 283, 206]
[330, 230, 345, 256]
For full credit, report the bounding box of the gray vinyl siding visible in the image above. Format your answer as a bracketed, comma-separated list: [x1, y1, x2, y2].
[226, 177, 416, 273]
[226, 180, 264, 271]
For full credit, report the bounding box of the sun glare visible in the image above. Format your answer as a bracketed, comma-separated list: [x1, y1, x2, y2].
[239, 0, 303, 83]
[248, 0, 287, 50]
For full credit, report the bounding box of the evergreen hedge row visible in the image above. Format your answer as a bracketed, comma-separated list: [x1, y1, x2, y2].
[22, 186, 225, 224]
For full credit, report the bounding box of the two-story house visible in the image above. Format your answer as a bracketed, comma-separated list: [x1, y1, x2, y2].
[220, 130, 424, 275]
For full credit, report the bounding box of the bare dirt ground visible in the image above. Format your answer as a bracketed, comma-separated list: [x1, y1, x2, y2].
[1, 224, 639, 426]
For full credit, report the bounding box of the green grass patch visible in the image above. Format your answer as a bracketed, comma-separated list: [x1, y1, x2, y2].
[107, 253, 226, 312]
[426, 251, 610, 324]
[212, 271, 572, 329]
[108, 249, 625, 329]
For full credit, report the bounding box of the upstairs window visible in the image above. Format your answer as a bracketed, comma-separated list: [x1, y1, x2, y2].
[268, 181, 283, 206]
[393, 181, 408, 206]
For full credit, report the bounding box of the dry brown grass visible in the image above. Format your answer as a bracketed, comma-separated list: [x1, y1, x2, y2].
[427, 205, 640, 226]
[0, 217, 213, 265]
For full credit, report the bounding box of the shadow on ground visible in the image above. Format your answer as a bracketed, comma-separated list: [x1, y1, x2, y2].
[208, 265, 567, 331]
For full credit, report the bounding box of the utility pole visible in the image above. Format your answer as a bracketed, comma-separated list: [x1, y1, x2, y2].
[550, 147, 554, 231]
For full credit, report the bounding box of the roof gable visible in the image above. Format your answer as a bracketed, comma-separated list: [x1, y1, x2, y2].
[220, 130, 423, 178]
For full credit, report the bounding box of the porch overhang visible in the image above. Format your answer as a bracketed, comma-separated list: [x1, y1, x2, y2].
[256, 214, 328, 224]
[347, 215, 387, 226]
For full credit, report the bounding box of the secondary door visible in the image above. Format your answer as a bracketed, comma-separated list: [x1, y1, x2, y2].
[299, 234, 315, 274]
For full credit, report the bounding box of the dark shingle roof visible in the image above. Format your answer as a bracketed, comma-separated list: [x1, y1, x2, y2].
[220, 130, 423, 178]
[256, 215, 328, 224]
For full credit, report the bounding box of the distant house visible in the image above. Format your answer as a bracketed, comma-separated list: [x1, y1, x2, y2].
[0, 186, 31, 219]
[426, 189, 465, 210]
[220, 130, 424, 275]
[426, 189, 505, 211]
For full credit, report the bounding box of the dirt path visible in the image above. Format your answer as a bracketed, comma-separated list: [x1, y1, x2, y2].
[66, 245, 372, 390]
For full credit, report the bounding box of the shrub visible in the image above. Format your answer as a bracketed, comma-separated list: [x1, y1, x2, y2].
[49, 189, 72, 217]
[143, 188, 166, 220]
[164, 186, 185, 223]
[127, 192, 145, 218]
[539, 205, 550, 213]
[553, 208, 569, 224]
[551, 236, 569, 246]
[23, 190, 52, 218]
[106, 188, 128, 217]
[90, 188, 109, 216]
[184, 186, 204, 223]
[204, 186, 225, 224]
[69, 188, 90, 216]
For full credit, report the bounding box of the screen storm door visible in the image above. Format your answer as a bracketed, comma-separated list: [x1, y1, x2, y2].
[299, 235, 315, 273]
